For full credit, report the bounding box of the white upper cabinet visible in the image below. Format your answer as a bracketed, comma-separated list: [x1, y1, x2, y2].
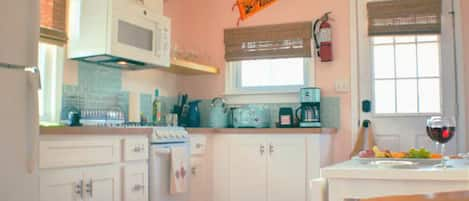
[0, 0, 39, 67]
[114, 0, 163, 15]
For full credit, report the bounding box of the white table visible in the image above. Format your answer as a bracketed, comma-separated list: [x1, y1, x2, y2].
[321, 159, 469, 201]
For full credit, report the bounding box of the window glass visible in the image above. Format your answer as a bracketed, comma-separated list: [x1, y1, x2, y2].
[239, 58, 306, 88]
[37, 42, 64, 123]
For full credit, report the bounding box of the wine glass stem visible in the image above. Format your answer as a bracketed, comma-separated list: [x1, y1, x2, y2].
[441, 144, 446, 168]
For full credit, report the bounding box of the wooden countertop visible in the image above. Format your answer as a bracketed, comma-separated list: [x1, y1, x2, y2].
[40, 127, 153, 135]
[186, 127, 337, 134]
[350, 191, 469, 201]
[40, 127, 337, 135]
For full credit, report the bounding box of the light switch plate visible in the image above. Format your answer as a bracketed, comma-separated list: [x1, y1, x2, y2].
[335, 79, 350, 92]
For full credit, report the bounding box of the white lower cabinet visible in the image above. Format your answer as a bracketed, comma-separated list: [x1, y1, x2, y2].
[122, 163, 148, 201]
[268, 136, 306, 201]
[40, 136, 149, 201]
[229, 136, 268, 201]
[84, 165, 120, 201]
[40, 165, 119, 201]
[40, 168, 84, 201]
[215, 135, 308, 201]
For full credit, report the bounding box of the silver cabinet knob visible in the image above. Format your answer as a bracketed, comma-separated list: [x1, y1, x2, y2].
[269, 144, 274, 154]
[260, 145, 265, 155]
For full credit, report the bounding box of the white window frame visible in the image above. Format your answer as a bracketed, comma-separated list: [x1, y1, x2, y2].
[38, 42, 64, 123]
[224, 58, 315, 104]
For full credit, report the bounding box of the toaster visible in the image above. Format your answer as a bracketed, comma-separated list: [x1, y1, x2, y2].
[232, 105, 270, 128]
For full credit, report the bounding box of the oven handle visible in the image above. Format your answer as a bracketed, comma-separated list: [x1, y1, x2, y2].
[154, 148, 171, 155]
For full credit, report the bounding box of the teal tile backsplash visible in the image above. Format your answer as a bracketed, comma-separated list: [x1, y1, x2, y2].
[62, 62, 129, 120]
[62, 62, 340, 128]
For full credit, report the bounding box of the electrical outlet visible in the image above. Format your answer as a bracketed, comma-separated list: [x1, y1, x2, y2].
[335, 79, 350, 92]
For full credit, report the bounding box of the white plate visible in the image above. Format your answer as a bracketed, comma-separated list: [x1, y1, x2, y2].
[370, 160, 417, 167]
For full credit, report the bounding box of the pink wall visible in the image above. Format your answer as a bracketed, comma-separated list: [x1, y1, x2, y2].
[165, 0, 352, 162]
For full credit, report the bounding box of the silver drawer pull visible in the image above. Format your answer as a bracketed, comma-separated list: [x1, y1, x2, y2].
[133, 146, 144, 152]
[133, 184, 144, 191]
[75, 180, 84, 199]
[86, 180, 93, 198]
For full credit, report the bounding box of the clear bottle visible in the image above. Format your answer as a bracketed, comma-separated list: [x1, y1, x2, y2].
[152, 89, 162, 125]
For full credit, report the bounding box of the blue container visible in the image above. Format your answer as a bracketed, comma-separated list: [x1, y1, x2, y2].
[187, 100, 201, 127]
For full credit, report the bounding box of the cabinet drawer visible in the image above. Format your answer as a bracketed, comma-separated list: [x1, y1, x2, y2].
[40, 139, 120, 169]
[122, 138, 148, 161]
[122, 163, 148, 201]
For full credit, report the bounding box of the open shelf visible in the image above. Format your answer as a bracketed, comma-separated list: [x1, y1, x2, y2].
[161, 58, 219, 75]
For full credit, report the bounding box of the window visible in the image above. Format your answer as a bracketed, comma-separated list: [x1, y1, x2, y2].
[227, 58, 311, 94]
[38, 42, 64, 123]
[371, 35, 441, 114]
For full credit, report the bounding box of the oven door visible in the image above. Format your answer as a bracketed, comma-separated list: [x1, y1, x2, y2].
[149, 143, 190, 201]
[111, 11, 170, 67]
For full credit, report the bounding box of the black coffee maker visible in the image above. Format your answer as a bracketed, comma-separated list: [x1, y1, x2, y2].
[296, 88, 321, 128]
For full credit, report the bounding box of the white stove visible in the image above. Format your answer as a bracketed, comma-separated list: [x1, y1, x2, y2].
[149, 127, 190, 201]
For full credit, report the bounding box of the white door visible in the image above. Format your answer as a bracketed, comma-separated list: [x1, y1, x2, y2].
[229, 135, 268, 201]
[123, 163, 148, 201]
[40, 169, 84, 201]
[268, 135, 306, 201]
[83, 165, 120, 201]
[356, 0, 458, 154]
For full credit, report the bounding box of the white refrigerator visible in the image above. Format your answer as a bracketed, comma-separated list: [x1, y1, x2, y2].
[0, 0, 41, 200]
[0, 68, 41, 201]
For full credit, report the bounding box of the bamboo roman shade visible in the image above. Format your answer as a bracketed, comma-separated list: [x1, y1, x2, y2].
[224, 22, 313, 61]
[40, 0, 67, 44]
[367, 0, 442, 36]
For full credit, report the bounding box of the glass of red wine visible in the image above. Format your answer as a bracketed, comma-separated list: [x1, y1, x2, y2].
[426, 116, 456, 168]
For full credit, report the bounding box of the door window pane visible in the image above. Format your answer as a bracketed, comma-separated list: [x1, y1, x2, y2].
[373, 45, 395, 79]
[419, 78, 441, 113]
[375, 80, 396, 113]
[395, 35, 416, 43]
[418, 43, 440, 77]
[395, 44, 417, 78]
[396, 79, 418, 113]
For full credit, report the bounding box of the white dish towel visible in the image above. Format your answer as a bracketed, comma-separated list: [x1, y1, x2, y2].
[170, 146, 188, 194]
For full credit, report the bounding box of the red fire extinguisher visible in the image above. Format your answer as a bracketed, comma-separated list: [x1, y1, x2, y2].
[313, 12, 332, 62]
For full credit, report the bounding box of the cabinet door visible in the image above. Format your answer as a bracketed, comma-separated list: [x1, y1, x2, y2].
[122, 163, 148, 201]
[40, 169, 84, 201]
[229, 135, 268, 201]
[84, 165, 120, 201]
[268, 135, 307, 201]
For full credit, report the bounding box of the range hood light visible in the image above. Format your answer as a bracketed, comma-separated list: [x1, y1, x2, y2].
[117, 61, 128, 65]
